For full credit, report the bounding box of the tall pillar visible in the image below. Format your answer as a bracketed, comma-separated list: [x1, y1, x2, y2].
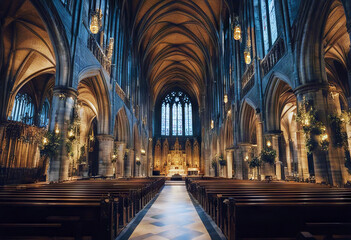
[296, 128, 310, 180]
[148, 138, 153, 177]
[239, 144, 251, 180]
[226, 149, 234, 178]
[48, 88, 76, 182]
[271, 134, 282, 180]
[125, 149, 134, 177]
[96, 134, 114, 177]
[115, 141, 126, 177]
[233, 147, 242, 179]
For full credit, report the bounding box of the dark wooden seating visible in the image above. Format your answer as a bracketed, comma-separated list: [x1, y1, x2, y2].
[186, 178, 351, 240]
[0, 178, 165, 240]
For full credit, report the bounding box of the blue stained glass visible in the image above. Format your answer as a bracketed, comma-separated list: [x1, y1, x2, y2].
[184, 104, 189, 135]
[178, 103, 182, 135]
[161, 103, 166, 135]
[189, 103, 193, 135]
[172, 103, 177, 135]
[165, 103, 170, 135]
[261, 0, 269, 54]
[268, 0, 278, 43]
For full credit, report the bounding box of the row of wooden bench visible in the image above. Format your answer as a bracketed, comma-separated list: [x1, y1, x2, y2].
[186, 178, 351, 240]
[0, 178, 165, 240]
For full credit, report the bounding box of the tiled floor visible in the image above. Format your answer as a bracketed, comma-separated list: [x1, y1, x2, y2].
[128, 181, 213, 240]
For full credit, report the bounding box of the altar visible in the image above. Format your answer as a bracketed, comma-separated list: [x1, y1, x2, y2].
[165, 139, 187, 176]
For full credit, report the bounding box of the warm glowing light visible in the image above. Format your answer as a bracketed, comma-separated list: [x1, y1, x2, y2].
[136, 157, 140, 161]
[107, 38, 114, 59]
[90, 9, 102, 34]
[68, 130, 74, 137]
[245, 155, 249, 161]
[112, 154, 116, 159]
[321, 134, 328, 141]
[43, 137, 48, 145]
[228, 110, 231, 115]
[233, 24, 241, 40]
[304, 118, 310, 126]
[244, 49, 251, 64]
[266, 140, 272, 148]
[55, 127, 60, 134]
[224, 94, 228, 103]
[341, 117, 345, 122]
[141, 149, 146, 155]
[211, 120, 214, 129]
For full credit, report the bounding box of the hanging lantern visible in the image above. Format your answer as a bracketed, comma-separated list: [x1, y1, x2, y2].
[244, 48, 251, 65]
[244, 31, 252, 65]
[211, 120, 214, 129]
[224, 94, 228, 103]
[233, 24, 241, 40]
[107, 38, 114, 60]
[232, 16, 241, 41]
[90, 9, 103, 34]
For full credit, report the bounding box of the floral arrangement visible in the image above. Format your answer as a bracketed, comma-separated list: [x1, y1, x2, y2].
[296, 99, 329, 155]
[211, 159, 217, 169]
[260, 147, 276, 165]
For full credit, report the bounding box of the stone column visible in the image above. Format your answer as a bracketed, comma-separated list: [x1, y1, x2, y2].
[96, 134, 114, 177]
[226, 149, 234, 178]
[271, 134, 282, 180]
[296, 128, 310, 180]
[148, 138, 153, 177]
[48, 88, 76, 182]
[115, 141, 126, 178]
[125, 149, 134, 177]
[239, 143, 252, 180]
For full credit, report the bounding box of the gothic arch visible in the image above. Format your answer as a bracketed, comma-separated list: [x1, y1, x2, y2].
[78, 68, 111, 135]
[239, 99, 258, 143]
[265, 75, 296, 132]
[115, 107, 130, 146]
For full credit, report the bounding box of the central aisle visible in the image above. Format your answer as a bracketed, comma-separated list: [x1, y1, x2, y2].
[128, 181, 212, 240]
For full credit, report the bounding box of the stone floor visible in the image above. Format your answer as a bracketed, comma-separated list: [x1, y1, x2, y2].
[118, 181, 224, 240]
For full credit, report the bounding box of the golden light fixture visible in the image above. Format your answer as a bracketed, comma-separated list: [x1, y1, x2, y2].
[244, 48, 251, 65]
[304, 118, 310, 126]
[107, 37, 114, 60]
[244, 29, 252, 65]
[112, 154, 116, 159]
[233, 24, 241, 40]
[211, 120, 214, 129]
[68, 130, 74, 138]
[136, 157, 140, 161]
[232, 17, 241, 41]
[224, 94, 228, 103]
[42, 137, 48, 145]
[245, 155, 249, 161]
[266, 140, 272, 148]
[141, 149, 146, 155]
[90, 9, 103, 34]
[55, 125, 60, 134]
[321, 133, 328, 141]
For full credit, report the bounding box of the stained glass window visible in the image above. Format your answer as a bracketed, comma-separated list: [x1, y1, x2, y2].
[161, 91, 192, 136]
[261, 0, 269, 54]
[268, 0, 277, 43]
[188, 103, 193, 135]
[172, 103, 177, 136]
[9, 93, 35, 125]
[165, 103, 170, 135]
[161, 103, 166, 135]
[178, 103, 182, 135]
[39, 99, 50, 127]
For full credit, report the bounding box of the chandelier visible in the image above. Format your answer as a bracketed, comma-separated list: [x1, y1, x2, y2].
[232, 17, 241, 41]
[90, 9, 103, 34]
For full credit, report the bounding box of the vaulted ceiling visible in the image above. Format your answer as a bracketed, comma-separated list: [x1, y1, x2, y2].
[127, 0, 230, 104]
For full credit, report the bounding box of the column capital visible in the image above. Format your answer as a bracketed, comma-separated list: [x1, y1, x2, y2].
[96, 134, 114, 142]
[293, 83, 329, 96]
[53, 87, 77, 99]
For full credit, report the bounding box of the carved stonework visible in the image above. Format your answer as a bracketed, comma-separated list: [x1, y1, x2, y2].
[154, 139, 161, 170]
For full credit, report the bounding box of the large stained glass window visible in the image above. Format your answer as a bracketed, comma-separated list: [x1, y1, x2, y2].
[160, 91, 193, 136]
[261, 0, 278, 54]
[9, 93, 35, 125]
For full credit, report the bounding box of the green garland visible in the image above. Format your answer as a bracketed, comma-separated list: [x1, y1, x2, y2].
[218, 155, 226, 166]
[211, 159, 217, 169]
[328, 114, 347, 148]
[40, 131, 62, 158]
[260, 147, 276, 165]
[296, 99, 329, 155]
[249, 156, 261, 169]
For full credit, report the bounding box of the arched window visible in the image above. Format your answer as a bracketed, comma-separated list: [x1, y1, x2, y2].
[161, 91, 192, 136]
[39, 98, 50, 127]
[9, 93, 35, 125]
[260, 0, 278, 54]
